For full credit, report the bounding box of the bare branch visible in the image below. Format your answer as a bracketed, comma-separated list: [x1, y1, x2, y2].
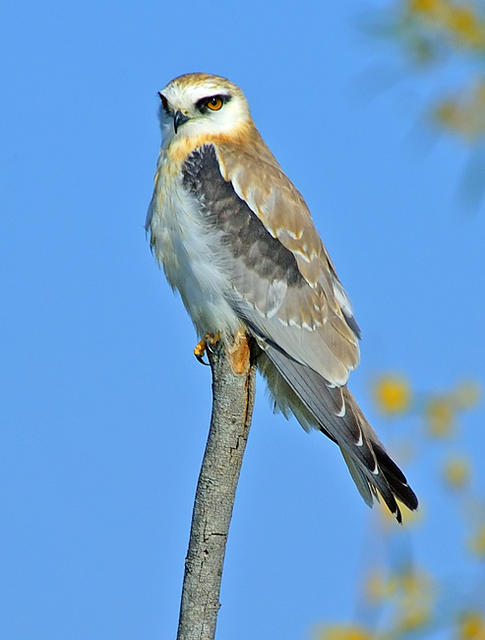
[176, 333, 256, 640]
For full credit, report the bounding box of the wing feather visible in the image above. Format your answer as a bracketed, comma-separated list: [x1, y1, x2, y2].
[183, 143, 359, 387]
[258, 346, 418, 521]
[181, 140, 417, 520]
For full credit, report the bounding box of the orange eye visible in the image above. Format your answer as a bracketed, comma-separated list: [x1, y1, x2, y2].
[207, 96, 223, 111]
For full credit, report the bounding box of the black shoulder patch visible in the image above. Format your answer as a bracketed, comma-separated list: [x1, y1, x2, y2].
[182, 145, 305, 287]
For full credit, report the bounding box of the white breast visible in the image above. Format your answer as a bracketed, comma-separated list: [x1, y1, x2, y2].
[146, 152, 241, 337]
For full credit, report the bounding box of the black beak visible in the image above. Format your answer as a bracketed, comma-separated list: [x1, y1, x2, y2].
[174, 110, 190, 133]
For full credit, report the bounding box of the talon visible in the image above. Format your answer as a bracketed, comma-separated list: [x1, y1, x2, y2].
[206, 332, 221, 352]
[193, 333, 221, 365]
[194, 337, 210, 366]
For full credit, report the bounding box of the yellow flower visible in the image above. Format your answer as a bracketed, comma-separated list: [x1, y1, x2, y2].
[459, 611, 485, 639]
[408, 0, 485, 49]
[445, 5, 485, 47]
[426, 396, 455, 437]
[443, 457, 471, 489]
[315, 625, 372, 640]
[469, 524, 485, 558]
[409, 0, 443, 14]
[373, 375, 411, 415]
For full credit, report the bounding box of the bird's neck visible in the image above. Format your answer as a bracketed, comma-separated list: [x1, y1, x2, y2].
[163, 121, 268, 166]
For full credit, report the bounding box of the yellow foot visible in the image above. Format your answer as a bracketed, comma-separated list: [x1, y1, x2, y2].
[193, 333, 221, 365]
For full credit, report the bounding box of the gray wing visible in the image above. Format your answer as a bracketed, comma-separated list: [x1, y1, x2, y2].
[183, 144, 359, 386]
[182, 144, 418, 520]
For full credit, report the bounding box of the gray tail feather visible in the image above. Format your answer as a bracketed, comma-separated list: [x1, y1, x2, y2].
[263, 342, 418, 522]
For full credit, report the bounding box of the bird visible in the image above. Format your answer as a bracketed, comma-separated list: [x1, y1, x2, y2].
[146, 72, 418, 522]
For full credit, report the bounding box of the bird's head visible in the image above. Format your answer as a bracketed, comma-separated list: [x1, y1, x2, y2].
[157, 73, 251, 146]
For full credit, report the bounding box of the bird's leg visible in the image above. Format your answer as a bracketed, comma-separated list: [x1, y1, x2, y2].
[193, 333, 221, 365]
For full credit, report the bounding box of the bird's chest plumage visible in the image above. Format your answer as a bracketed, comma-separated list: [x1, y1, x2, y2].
[147, 148, 240, 336]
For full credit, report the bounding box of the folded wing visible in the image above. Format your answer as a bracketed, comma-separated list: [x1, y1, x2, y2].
[182, 143, 418, 521]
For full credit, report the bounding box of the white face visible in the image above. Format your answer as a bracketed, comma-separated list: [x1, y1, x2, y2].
[157, 74, 251, 146]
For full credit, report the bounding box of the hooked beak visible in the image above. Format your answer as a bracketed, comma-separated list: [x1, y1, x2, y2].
[174, 110, 190, 133]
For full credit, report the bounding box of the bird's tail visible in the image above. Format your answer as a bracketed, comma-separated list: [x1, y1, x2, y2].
[258, 345, 418, 522]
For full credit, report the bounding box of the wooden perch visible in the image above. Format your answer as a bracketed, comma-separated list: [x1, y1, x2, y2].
[176, 333, 256, 640]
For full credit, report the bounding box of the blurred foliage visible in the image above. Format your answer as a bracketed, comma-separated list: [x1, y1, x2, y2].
[373, 376, 412, 416]
[407, 0, 485, 54]
[312, 8, 485, 637]
[373, 0, 485, 138]
[458, 612, 485, 639]
[366, 0, 485, 205]
[313, 376, 483, 640]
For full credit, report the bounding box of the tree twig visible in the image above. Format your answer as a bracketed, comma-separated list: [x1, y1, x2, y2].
[176, 333, 256, 640]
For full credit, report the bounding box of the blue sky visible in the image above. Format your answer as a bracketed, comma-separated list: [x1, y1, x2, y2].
[2, 1, 484, 638]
